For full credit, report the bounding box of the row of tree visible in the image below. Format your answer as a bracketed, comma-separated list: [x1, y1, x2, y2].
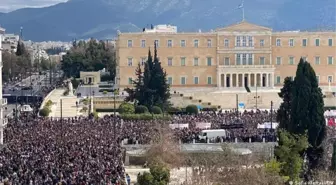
[2, 41, 59, 83]
[2, 41, 32, 83]
[61, 39, 116, 80]
[275, 58, 331, 182]
[125, 43, 170, 110]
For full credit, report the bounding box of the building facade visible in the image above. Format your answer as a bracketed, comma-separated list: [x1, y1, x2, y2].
[0, 34, 7, 145]
[116, 21, 336, 90]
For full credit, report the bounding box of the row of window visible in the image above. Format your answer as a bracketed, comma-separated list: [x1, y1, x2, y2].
[126, 56, 334, 66]
[128, 39, 208, 48]
[128, 38, 255, 48]
[275, 56, 334, 65]
[127, 57, 213, 66]
[276, 38, 333, 47]
[128, 76, 214, 85]
[275, 75, 334, 84]
[127, 37, 334, 48]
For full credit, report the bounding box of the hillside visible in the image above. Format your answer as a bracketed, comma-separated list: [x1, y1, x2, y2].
[0, 0, 335, 41]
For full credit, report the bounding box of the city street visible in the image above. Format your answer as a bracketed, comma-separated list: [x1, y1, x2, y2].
[3, 104, 20, 118]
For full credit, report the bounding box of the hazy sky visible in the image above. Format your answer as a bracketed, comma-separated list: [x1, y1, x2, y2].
[0, 0, 67, 12]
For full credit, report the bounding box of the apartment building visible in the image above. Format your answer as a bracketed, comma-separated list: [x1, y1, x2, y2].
[116, 21, 336, 89]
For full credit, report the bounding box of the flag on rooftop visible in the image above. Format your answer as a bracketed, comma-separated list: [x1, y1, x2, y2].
[237, 1, 244, 9]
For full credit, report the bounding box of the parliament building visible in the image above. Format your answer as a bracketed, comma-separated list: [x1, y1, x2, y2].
[115, 21, 336, 90]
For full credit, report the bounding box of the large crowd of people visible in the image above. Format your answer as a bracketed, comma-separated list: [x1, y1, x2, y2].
[0, 109, 278, 184]
[1, 117, 125, 184]
[0, 107, 335, 184]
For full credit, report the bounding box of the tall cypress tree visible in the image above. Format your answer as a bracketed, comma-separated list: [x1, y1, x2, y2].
[125, 63, 143, 103]
[331, 142, 336, 171]
[151, 43, 170, 109]
[125, 45, 170, 109]
[290, 58, 311, 134]
[16, 41, 26, 56]
[305, 62, 326, 169]
[277, 77, 293, 130]
[290, 58, 326, 169]
[143, 49, 155, 107]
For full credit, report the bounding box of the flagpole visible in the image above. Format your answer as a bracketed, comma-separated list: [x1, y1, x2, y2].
[242, 7, 245, 21]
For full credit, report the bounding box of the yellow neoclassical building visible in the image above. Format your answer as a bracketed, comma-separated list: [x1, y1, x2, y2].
[115, 21, 336, 90]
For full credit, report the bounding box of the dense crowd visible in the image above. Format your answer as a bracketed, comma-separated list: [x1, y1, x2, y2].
[1, 109, 334, 184]
[1, 117, 125, 185]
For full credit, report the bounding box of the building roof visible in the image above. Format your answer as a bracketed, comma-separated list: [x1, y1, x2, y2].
[216, 20, 272, 32]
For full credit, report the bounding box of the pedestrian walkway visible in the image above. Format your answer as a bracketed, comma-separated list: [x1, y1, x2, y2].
[40, 88, 66, 117]
[54, 97, 79, 117]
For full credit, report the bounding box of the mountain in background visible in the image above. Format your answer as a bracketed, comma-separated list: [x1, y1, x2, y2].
[0, 0, 335, 41]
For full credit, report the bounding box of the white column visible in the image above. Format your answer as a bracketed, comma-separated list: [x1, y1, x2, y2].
[254, 73, 257, 87]
[248, 73, 251, 87]
[236, 73, 239, 87]
[271, 72, 274, 88]
[266, 74, 269, 87]
[230, 74, 232, 88]
[242, 73, 245, 87]
[260, 73, 263, 87]
[224, 74, 226, 88]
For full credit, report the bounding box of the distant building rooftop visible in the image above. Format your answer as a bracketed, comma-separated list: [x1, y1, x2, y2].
[143, 24, 177, 33]
[0, 26, 5, 34]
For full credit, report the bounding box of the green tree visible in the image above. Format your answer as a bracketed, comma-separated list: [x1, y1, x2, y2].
[290, 58, 326, 169]
[16, 41, 26, 56]
[277, 77, 293, 130]
[125, 44, 170, 109]
[61, 39, 116, 79]
[119, 103, 135, 114]
[331, 142, 336, 171]
[186, 105, 199, 114]
[151, 45, 170, 109]
[137, 172, 154, 185]
[1, 42, 31, 83]
[274, 129, 309, 182]
[136, 163, 170, 185]
[125, 62, 145, 103]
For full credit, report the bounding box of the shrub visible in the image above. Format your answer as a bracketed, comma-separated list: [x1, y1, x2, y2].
[120, 113, 171, 120]
[99, 85, 113, 88]
[98, 89, 114, 92]
[166, 107, 188, 115]
[119, 103, 135, 114]
[151, 106, 162, 114]
[39, 107, 50, 117]
[45, 100, 53, 107]
[186, 104, 198, 114]
[167, 107, 181, 112]
[135, 105, 149, 114]
[325, 106, 336, 110]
